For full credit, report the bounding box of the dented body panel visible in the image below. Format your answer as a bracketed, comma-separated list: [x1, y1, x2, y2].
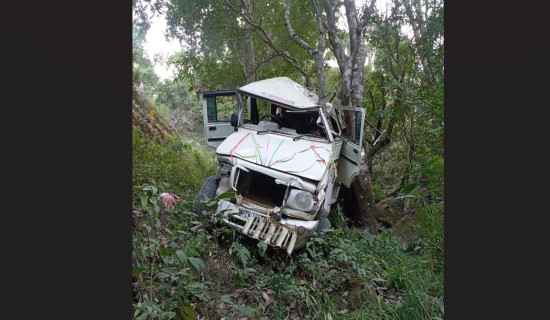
[216, 127, 334, 182]
[200, 77, 365, 254]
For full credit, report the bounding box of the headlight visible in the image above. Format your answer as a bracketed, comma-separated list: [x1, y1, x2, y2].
[286, 189, 314, 212]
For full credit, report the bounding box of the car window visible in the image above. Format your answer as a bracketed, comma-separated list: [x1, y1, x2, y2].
[206, 95, 236, 123]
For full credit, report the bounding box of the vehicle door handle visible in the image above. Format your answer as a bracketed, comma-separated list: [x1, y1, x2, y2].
[353, 149, 358, 154]
[209, 127, 217, 131]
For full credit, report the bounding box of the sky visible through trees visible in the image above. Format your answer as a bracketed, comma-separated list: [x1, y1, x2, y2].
[139, 0, 398, 81]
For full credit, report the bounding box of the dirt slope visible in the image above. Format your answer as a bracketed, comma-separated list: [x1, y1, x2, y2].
[132, 87, 177, 140]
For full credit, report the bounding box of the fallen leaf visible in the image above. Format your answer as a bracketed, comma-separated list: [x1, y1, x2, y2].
[262, 291, 271, 304]
[337, 310, 349, 314]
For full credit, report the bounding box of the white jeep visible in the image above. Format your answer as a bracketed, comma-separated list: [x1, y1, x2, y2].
[195, 77, 365, 254]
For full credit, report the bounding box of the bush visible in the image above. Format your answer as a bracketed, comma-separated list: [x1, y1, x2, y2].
[132, 131, 216, 198]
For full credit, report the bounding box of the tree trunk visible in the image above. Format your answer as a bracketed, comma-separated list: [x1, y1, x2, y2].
[244, 0, 255, 84]
[319, 0, 379, 231]
[350, 166, 378, 229]
[245, 32, 256, 84]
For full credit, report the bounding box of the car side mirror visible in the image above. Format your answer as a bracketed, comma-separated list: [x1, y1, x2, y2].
[230, 112, 239, 129]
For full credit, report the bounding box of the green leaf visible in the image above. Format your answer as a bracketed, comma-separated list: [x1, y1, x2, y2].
[426, 157, 440, 166]
[427, 182, 440, 189]
[235, 305, 254, 316]
[160, 267, 177, 276]
[179, 302, 196, 320]
[244, 267, 257, 274]
[140, 194, 148, 210]
[142, 301, 162, 312]
[188, 257, 205, 270]
[217, 191, 234, 199]
[221, 295, 233, 304]
[401, 182, 421, 195]
[176, 250, 187, 264]
[257, 242, 267, 258]
[132, 267, 145, 276]
[136, 312, 149, 320]
[156, 272, 171, 279]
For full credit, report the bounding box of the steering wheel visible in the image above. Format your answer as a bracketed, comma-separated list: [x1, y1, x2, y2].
[259, 114, 283, 129]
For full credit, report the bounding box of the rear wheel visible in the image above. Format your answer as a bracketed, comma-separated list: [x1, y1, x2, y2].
[193, 176, 218, 216]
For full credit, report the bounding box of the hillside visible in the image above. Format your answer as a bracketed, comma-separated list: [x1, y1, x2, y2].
[131, 90, 444, 320]
[133, 87, 178, 141]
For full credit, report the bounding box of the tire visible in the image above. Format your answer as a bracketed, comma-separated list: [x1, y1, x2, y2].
[315, 217, 331, 236]
[193, 175, 218, 216]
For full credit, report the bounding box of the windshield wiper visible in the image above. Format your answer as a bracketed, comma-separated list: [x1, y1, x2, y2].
[292, 133, 327, 141]
[257, 130, 280, 135]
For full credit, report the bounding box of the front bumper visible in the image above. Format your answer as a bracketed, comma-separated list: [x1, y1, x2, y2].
[216, 200, 319, 254]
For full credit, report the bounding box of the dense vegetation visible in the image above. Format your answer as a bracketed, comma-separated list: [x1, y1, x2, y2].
[132, 0, 444, 319]
[132, 89, 443, 319]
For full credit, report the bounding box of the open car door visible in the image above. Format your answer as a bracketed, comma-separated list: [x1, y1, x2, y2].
[201, 90, 237, 148]
[335, 106, 366, 188]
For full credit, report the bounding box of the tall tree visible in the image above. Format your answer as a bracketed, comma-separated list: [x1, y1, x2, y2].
[322, 0, 379, 227]
[285, 0, 379, 227]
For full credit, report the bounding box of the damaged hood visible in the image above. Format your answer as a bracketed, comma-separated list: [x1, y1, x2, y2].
[238, 77, 320, 110]
[216, 129, 334, 182]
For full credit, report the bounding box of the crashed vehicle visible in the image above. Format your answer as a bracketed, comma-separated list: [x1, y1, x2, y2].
[194, 77, 365, 254]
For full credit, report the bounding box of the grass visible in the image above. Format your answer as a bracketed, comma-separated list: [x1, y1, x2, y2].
[132, 131, 217, 198]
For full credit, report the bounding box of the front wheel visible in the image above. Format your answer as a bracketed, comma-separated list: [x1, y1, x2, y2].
[315, 217, 332, 236]
[193, 175, 218, 216]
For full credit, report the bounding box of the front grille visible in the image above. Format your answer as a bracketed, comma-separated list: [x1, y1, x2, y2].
[241, 216, 297, 254]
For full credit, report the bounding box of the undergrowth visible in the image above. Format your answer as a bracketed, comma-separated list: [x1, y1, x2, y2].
[132, 131, 216, 197]
[132, 129, 444, 320]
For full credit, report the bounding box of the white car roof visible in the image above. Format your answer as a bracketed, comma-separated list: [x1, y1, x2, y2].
[237, 77, 320, 110]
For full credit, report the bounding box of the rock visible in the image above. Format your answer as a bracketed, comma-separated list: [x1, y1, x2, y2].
[389, 215, 418, 250]
[342, 278, 378, 310]
[365, 288, 378, 304]
[375, 197, 405, 227]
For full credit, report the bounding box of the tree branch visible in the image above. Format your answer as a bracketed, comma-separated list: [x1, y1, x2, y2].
[225, 0, 312, 85]
[285, 0, 315, 55]
[322, 0, 346, 70]
[359, 0, 377, 30]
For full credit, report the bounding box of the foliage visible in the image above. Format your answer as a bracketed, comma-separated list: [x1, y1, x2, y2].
[133, 23, 161, 91]
[132, 131, 216, 197]
[154, 77, 205, 136]
[133, 194, 443, 319]
[131, 100, 444, 318]
[131, 134, 444, 319]
[132, 0, 445, 319]
[164, 0, 317, 89]
[132, 0, 166, 32]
